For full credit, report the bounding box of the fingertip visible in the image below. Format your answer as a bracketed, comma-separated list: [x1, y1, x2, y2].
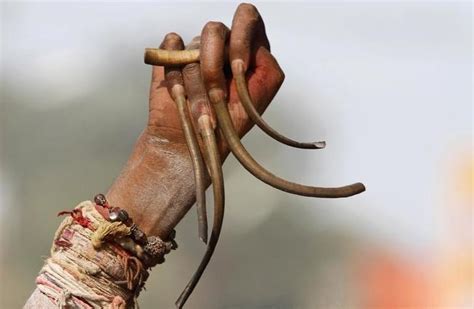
[237, 3, 256, 10]
[200, 21, 229, 99]
[236, 3, 260, 20]
[230, 2, 271, 72]
[164, 32, 182, 41]
[313, 141, 326, 149]
[160, 32, 185, 50]
[161, 33, 185, 92]
[202, 21, 228, 37]
[230, 4, 260, 71]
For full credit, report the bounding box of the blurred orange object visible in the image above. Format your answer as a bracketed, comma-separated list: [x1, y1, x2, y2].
[356, 252, 440, 308]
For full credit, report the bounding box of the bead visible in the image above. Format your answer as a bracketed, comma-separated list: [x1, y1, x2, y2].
[130, 224, 147, 245]
[169, 229, 176, 240]
[143, 236, 167, 257]
[94, 193, 107, 206]
[116, 238, 144, 259]
[117, 209, 129, 222]
[108, 207, 129, 222]
[108, 207, 121, 222]
[141, 235, 178, 267]
[169, 239, 178, 250]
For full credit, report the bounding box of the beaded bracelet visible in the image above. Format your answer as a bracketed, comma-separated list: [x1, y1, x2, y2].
[93, 193, 177, 268]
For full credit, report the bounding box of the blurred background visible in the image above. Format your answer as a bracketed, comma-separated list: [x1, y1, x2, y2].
[1, 1, 471, 308]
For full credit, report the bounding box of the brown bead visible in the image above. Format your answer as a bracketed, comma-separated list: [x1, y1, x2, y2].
[169, 239, 178, 250]
[117, 209, 129, 222]
[94, 193, 107, 206]
[143, 236, 167, 257]
[169, 229, 176, 240]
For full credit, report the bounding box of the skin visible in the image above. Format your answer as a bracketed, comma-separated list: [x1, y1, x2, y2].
[106, 3, 285, 241]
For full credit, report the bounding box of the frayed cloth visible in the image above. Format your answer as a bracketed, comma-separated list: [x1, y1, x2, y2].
[36, 201, 147, 309]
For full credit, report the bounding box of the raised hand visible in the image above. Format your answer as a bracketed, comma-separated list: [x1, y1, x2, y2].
[144, 4, 365, 308]
[109, 3, 364, 308]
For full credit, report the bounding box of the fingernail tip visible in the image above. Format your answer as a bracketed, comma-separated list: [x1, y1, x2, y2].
[313, 141, 326, 149]
[199, 235, 208, 244]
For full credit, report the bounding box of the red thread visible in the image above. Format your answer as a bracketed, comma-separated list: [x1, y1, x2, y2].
[58, 209, 92, 228]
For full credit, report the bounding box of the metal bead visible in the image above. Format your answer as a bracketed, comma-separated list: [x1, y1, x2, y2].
[108, 207, 129, 223]
[108, 207, 121, 222]
[94, 193, 107, 206]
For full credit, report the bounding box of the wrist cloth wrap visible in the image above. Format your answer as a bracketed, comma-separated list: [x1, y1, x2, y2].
[36, 201, 151, 309]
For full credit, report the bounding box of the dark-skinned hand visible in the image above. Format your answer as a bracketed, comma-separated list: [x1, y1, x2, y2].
[107, 3, 284, 238]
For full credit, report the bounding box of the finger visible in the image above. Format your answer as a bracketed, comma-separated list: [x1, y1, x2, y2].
[161, 33, 185, 91]
[182, 36, 215, 128]
[228, 5, 322, 149]
[235, 49, 325, 148]
[148, 65, 180, 133]
[162, 33, 209, 244]
[229, 3, 269, 73]
[200, 21, 230, 103]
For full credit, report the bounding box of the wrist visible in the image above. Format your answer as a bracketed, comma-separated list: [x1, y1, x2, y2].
[106, 129, 198, 238]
